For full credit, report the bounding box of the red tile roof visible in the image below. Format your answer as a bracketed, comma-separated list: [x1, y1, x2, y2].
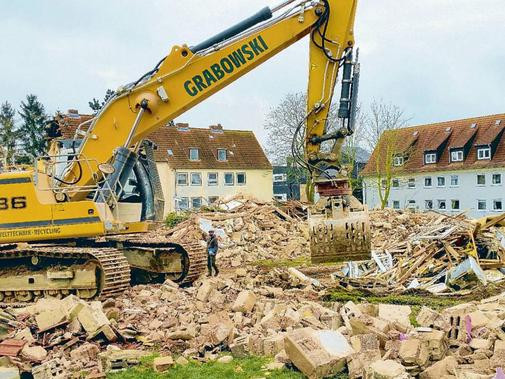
[362, 113, 505, 176]
[149, 125, 271, 170]
[54, 112, 271, 170]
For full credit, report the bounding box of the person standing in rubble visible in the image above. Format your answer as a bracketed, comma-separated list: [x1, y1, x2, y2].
[206, 230, 219, 277]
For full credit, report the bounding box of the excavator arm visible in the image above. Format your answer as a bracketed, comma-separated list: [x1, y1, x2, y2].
[57, 0, 369, 263]
[60, 0, 356, 196]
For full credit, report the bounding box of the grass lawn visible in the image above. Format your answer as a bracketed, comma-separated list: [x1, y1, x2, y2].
[107, 356, 306, 379]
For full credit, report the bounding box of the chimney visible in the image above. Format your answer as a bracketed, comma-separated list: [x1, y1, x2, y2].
[67, 109, 80, 119]
[210, 123, 224, 133]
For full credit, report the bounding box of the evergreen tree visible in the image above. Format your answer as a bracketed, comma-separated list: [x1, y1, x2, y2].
[88, 89, 115, 113]
[0, 101, 19, 163]
[18, 94, 48, 158]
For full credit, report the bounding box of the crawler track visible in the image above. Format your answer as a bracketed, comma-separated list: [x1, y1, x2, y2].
[0, 246, 130, 307]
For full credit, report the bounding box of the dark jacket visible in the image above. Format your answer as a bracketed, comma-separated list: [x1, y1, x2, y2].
[207, 235, 218, 252]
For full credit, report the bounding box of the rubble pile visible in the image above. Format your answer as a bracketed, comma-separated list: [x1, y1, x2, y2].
[0, 267, 504, 378]
[335, 210, 505, 295]
[163, 196, 310, 267]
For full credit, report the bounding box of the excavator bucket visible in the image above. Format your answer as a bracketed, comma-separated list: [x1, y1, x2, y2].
[309, 196, 371, 264]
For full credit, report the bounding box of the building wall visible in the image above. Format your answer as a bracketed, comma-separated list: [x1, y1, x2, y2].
[156, 164, 273, 215]
[363, 167, 505, 219]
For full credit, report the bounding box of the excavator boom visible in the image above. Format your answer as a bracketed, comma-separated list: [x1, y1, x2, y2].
[0, 0, 370, 304]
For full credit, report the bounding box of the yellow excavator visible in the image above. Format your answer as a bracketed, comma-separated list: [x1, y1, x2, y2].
[0, 0, 370, 303]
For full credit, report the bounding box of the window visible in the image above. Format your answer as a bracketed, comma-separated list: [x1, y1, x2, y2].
[208, 196, 219, 204]
[177, 197, 189, 210]
[381, 179, 387, 189]
[236, 172, 246, 185]
[274, 194, 288, 202]
[224, 172, 234, 186]
[425, 200, 433, 210]
[167, 149, 174, 157]
[407, 200, 416, 208]
[451, 200, 460, 210]
[492, 174, 502, 185]
[424, 177, 432, 187]
[451, 150, 463, 162]
[478, 200, 487, 210]
[408, 178, 415, 188]
[494, 200, 503, 211]
[477, 147, 491, 160]
[190, 173, 202, 186]
[208, 173, 218, 186]
[450, 175, 459, 186]
[191, 197, 202, 209]
[176, 173, 188, 186]
[189, 148, 199, 161]
[217, 149, 227, 161]
[425, 153, 437, 164]
[437, 200, 446, 210]
[437, 177, 445, 187]
[273, 174, 286, 183]
[477, 174, 486, 186]
[392, 179, 400, 188]
[393, 156, 404, 167]
[393, 200, 400, 209]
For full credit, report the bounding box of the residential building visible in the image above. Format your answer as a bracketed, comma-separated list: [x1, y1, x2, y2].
[361, 113, 505, 218]
[272, 165, 307, 202]
[53, 111, 273, 215]
[150, 123, 272, 213]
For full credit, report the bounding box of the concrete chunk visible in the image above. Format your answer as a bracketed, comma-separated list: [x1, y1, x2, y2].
[399, 338, 429, 368]
[153, 356, 174, 372]
[77, 303, 110, 334]
[232, 290, 256, 313]
[284, 328, 353, 379]
[419, 329, 448, 360]
[196, 280, 215, 302]
[365, 359, 409, 379]
[35, 307, 67, 331]
[21, 345, 47, 362]
[420, 357, 458, 379]
[0, 367, 20, 379]
[378, 304, 412, 328]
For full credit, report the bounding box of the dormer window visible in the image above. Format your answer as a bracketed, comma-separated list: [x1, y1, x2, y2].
[217, 149, 227, 161]
[451, 150, 463, 162]
[393, 156, 404, 167]
[425, 152, 437, 164]
[189, 148, 199, 161]
[477, 147, 491, 160]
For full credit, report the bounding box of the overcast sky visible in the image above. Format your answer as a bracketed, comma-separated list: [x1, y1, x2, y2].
[1, 0, 504, 147]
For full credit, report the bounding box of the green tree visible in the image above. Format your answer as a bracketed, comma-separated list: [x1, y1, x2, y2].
[18, 94, 48, 158]
[0, 101, 18, 164]
[89, 89, 115, 113]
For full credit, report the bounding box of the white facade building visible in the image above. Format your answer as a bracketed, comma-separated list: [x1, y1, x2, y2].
[362, 113, 505, 219]
[363, 168, 505, 218]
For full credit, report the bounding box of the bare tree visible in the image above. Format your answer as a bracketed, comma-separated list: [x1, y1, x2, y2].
[265, 92, 369, 202]
[264, 92, 343, 165]
[363, 99, 409, 209]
